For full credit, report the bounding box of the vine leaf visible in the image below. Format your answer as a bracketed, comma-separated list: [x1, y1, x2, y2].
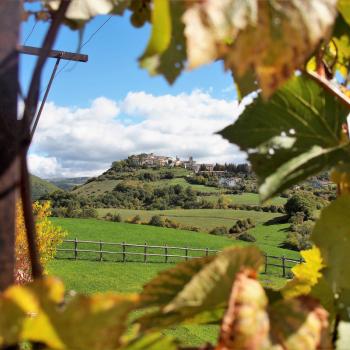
[216, 271, 269, 350]
[219, 75, 350, 201]
[137, 246, 263, 331]
[139, 0, 171, 76]
[338, 0, 350, 26]
[156, 1, 187, 84]
[120, 333, 178, 350]
[336, 322, 350, 350]
[0, 277, 138, 350]
[183, 0, 338, 98]
[0, 277, 64, 346]
[216, 273, 331, 350]
[312, 195, 350, 320]
[268, 297, 332, 349]
[44, 0, 130, 27]
[282, 247, 324, 299]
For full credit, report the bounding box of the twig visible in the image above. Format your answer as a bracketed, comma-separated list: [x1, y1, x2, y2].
[305, 70, 350, 109]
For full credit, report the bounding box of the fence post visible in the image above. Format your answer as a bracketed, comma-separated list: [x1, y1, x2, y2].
[185, 247, 188, 261]
[264, 253, 267, 274]
[74, 238, 78, 260]
[122, 242, 126, 262]
[205, 248, 208, 257]
[165, 244, 168, 263]
[99, 240, 103, 262]
[144, 242, 147, 263]
[282, 255, 286, 277]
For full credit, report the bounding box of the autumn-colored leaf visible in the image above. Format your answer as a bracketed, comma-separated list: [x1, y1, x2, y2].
[216, 271, 269, 350]
[137, 246, 263, 331]
[282, 247, 324, 299]
[183, 0, 338, 98]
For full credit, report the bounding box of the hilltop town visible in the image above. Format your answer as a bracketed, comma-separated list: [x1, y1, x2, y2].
[127, 153, 215, 172]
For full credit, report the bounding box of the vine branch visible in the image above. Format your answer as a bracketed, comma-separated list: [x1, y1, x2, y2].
[20, 0, 70, 280]
[305, 70, 350, 109]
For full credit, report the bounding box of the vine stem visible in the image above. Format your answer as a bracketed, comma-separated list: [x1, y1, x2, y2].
[305, 70, 350, 109]
[20, 0, 70, 280]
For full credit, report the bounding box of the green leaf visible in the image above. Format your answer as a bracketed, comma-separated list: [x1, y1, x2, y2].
[157, 1, 187, 84]
[137, 246, 263, 331]
[183, 0, 338, 98]
[338, 0, 350, 26]
[219, 75, 350, 201]
[139, 0, 171, 73]
[120, 333, 178, 350]
[312, 195, 350, 321]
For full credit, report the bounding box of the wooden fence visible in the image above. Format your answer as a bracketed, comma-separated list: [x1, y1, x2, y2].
[56, 238, 302, 278]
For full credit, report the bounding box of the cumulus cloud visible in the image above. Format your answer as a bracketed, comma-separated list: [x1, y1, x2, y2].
[29, 91, 249, 178]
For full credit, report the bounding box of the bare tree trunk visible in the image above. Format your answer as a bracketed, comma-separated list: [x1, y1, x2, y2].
[0, 0, 20, 291]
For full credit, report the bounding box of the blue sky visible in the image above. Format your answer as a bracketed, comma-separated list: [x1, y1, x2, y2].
[22, 10, 245, 178]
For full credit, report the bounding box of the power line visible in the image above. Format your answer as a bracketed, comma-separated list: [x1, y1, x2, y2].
[23, 21, 38, 45]
[56, 15, 113, 76]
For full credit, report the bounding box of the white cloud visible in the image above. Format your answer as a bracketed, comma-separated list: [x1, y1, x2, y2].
[29, 91, 249, 178]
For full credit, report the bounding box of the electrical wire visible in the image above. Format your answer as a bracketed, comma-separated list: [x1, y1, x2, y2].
[23, 21, 38, 45]
[56, 15, 113, 76]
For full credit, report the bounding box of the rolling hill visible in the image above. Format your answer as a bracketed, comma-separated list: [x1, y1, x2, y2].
[30, 175, 60, 200]
[47, 177, 89, 191]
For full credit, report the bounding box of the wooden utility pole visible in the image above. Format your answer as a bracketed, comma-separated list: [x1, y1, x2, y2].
[0, 0, 87, 289]
[0, 0, 20, 291]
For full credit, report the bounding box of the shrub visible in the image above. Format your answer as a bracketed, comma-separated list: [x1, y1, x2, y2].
[80, 207, 98, 218]
[237, 232, 256, 242]
[112, 213, 123, 222]
[164, 218, 179, 229]
[15, 201, 67, 284]
[105, 212, 123, 222]
[284, 192, 317, 219]
[148, 215, 165, 227]
[130, 215, 141, 224]
[281, 232, 312, 251]
[289, 212, 305, 225]
[229, 218, 255, 234]
[209, 226, 228, 235]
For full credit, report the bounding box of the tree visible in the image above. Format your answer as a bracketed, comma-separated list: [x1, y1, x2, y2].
[284, 193, 317, 220]
[15, 201, 66, 284]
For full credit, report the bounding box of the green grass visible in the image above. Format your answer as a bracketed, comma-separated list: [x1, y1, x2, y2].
[72, 179, 122, 196]
[97, 208, 280, 231]
[48, 216, 294, 347]
[204, 192, 287, 206]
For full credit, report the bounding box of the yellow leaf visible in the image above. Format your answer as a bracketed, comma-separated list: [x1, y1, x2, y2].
[282, 247, 324, 299]
[139, 0, 171, 70]
[0, 277, 138, 350]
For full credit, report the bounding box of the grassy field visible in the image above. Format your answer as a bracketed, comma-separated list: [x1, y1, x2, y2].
[97, 208, 281, 231]
[204, 192, 287, 206]
[51, 216, 298, 264]
[48, 216, 295, 346]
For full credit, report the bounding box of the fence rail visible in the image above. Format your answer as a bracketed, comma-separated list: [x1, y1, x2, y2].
[56, 238, 302, 278]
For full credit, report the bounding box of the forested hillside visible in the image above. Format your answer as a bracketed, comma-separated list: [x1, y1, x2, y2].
[30, 175, 60, 200]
